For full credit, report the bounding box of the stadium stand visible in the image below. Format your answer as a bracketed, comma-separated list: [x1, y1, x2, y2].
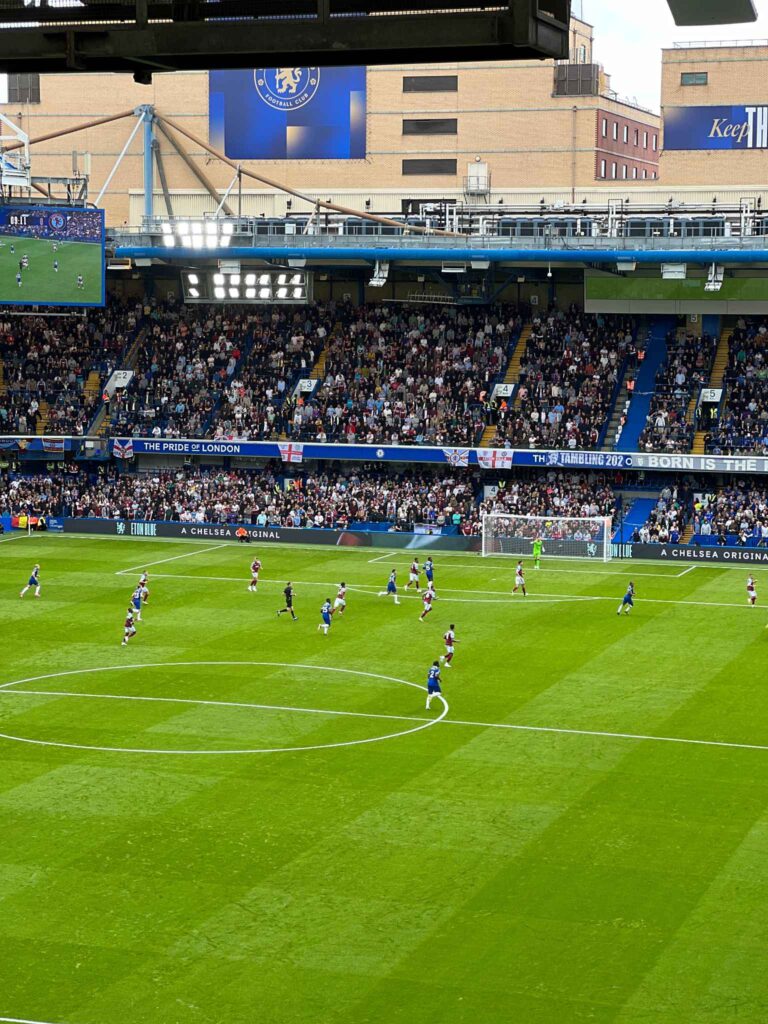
[487, 310, 633, 450]
[704, 319, 768, 455]
[0, 465, 617, 535]
[637, 327, 716, 453]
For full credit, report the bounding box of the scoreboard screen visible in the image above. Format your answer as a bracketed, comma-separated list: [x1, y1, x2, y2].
[0, 205, 105, 307]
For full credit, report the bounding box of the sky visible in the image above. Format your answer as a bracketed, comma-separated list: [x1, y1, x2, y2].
[581, 0, 768, 111]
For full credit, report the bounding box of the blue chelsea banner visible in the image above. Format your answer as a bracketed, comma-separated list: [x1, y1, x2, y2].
[664, 104, 768, 150]
[209, 67, 367, 159]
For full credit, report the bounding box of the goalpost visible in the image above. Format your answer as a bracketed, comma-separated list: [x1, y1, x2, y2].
[481, 512, 614, 562]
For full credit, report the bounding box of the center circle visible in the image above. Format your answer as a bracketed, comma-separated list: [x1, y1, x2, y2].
[0, 661, 448, 756]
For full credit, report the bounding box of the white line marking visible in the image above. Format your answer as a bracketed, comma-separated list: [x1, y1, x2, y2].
[114, 542, 230, 575]
[0, 1017, 68, 1024]
[676, 564, 697, 577]
[0, 532, 31, 544]
[367, 552, 396, 564]
[0, 661, 448, 755]
[3, 681, 766, 755]
[140, 572, 763, 611]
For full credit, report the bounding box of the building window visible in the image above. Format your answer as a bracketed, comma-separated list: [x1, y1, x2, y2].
[577, 44, 587, 64]
[600, 158, 606, 178]
[653, 134, 658, 151]
[402, 118, 458, 135]
[632, 166, 638, 179]
[652, 171, 657, 179]
[681, 71, 708, 86]
[634, 128, 639, 145]
[602, 117, 608, 137]
[611, 162, 617, 179]
[4, 73, 40, 104]
[622, 164, 628, 179]
[623, 125, 629, 143]
[403, 75, 458, 93]
[612, 122, 618, 140]
[402, 158, 457, 175]
[643, 131, 648, 148]
[642, 169, 647, 179]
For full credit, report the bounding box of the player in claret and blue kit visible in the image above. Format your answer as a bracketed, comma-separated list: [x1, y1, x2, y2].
[378, 569, 400, 605]
[425, 661, 443, 711]
[20, 564, 41, 599]
[618, 580, 635, 616]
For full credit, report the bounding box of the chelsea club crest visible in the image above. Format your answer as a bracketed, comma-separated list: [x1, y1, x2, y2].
[254, 68, 320, 111]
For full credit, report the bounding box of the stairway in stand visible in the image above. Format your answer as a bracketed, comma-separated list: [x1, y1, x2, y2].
[680, 523, 695, 544]
[35, 399, 50, 434]
[690, 325, 733, 455]
[600, 362, 635, 451]
[478, 323, 532, 446]
[309, 344, 329, 381]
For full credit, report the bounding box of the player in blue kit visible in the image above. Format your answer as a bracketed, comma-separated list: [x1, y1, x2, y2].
[378, 568, 400, 605]
[617, 581, 635, 616]
[318, 597, 333, 635]
[424, 557, 434, 586]
[131, 584, 144, 621]
[20, 564, 41, 599]
[425, 660, 443, 710]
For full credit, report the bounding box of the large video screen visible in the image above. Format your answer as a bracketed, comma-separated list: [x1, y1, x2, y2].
[0, 206, 105, 307]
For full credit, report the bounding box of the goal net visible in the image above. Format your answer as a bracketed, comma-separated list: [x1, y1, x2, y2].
[481, 512, 613, 562]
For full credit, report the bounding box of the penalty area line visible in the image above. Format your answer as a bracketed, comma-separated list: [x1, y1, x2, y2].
[114, 542, 230, 575]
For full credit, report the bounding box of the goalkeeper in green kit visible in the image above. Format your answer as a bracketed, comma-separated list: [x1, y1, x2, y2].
[532, 536, 544, 570]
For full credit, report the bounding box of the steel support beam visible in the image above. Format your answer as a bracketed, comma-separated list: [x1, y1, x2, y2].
[0, 6, 569, 73]
[154, 120, 234, 217]
[142, 105, 154, 221]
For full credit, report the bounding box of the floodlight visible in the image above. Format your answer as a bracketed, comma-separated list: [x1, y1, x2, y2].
[181, 234, 192, 248]
[214, 286, 226, 299]
[277, 287, 288, 298]
[293, 287, 304, 298]
[188, 287, 199, 298]
[163, 236, 175, 248]
[187, 274, 199, 285]
[191, 223, 202, 234]
[259, 274, 270, 285]
[161, 222, 172, 235]
[222, 223, 234, 235]
[228, 287, 240, 299]
[178, 222, 189, 235]
[214, 273, 225, 285]
[230, 274, 241, 285]
[259, 287, 271, 298]
[205, 222, 218, 234]
[245, 274, 256, 286]
[278, 274, 288, 285]
[291, 273, 303, 285]
[192, 236, 204, 249]
[245, 288, 256, 299]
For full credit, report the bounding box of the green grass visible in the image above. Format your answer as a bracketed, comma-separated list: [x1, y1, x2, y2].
[0, 235, 103, 305]
[1, 533, 767, 1024]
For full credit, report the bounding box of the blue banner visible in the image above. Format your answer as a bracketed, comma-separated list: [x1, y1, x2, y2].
[664, 105, 768, 150]
[209, 66, 366, 159]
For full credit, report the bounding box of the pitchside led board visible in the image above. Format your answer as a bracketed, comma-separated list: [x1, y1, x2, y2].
[664, 105, 768, 150]
[209, 67, 366, 160]
[0, 206, 105, 307]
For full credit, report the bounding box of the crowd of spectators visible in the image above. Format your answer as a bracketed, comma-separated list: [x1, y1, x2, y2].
[689, 484, 768, 545]
[705, 319, 768, 455]
[0, 304, 134, 437]
[638, 329, 716, 454]
[488, 309, 634, 450]
[632, 481, 693, 544]
[0, 464, 617, 535]
[107, 305, 253, 439]
[280, 303, 522, 447]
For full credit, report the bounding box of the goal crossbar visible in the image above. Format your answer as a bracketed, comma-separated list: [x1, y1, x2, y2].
[481, 511, 613, 562]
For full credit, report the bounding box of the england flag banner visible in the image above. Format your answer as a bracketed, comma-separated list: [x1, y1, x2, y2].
[113, 438, 134, 460]
[477, 449, 514, 471]
[442, 448, 470, 467]
[278, 442, 304, 464]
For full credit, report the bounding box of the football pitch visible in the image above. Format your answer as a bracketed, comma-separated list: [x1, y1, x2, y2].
[0, 235, 103, 305]
[1, 533, 767, 1024]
